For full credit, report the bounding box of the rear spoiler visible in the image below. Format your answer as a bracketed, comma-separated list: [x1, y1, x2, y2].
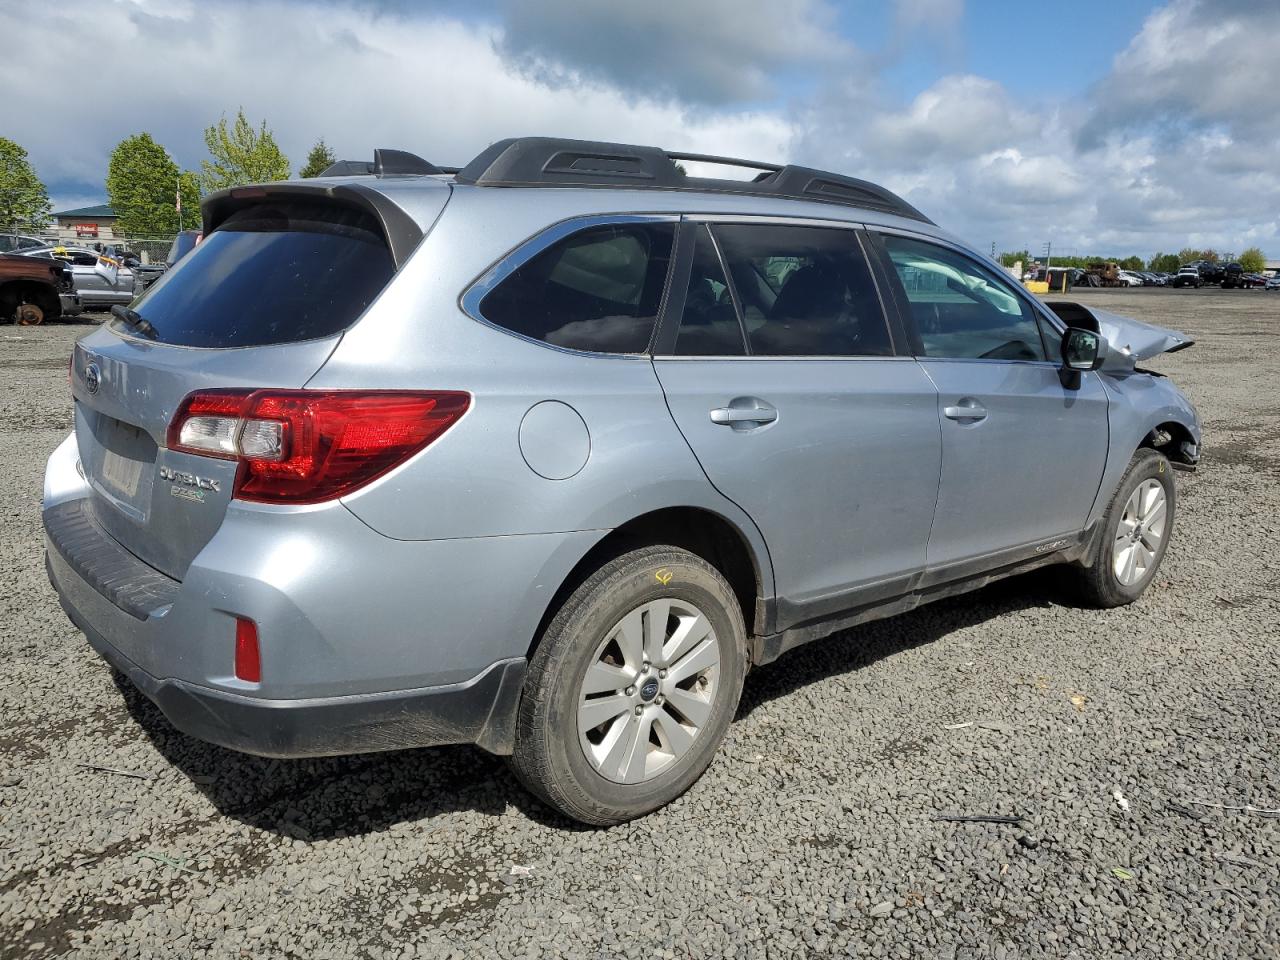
[200, 181, 425, 267]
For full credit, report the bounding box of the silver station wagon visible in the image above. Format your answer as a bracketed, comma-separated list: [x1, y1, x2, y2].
[44, 138, 1201, 824]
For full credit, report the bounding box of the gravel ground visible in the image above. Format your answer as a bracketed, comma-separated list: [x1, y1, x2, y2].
[1, 289, 1277, 959]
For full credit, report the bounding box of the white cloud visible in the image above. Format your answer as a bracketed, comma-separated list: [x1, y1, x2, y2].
[2, 0, 790, 189]
[499, 0, 851, 104]
[4, 0, 1280, 257]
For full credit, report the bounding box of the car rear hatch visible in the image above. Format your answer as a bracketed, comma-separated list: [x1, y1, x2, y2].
[69, 181, 444, 581]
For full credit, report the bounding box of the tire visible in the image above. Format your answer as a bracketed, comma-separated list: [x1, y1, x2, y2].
[1074, 448, 1176, 608]
[510, 545, 747, 825]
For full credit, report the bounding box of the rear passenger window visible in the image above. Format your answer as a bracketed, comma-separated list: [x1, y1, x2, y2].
[480, 222, 674, 353]
[881, 235, 1046, 361]
[711, 224, 892, 357]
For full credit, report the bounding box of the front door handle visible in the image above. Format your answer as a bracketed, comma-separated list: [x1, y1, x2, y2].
[710, 399, 778, 427]
[943, 399, 988, 422]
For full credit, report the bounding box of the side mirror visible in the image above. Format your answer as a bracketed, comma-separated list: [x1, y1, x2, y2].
[1059, 327, 1103, 388]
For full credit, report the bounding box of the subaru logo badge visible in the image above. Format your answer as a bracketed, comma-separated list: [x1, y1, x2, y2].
[84, 362, 101, 395]
[639, 678, 660, 701]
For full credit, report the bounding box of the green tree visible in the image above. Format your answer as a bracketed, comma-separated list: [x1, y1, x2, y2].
[299, 139, 337, 178]
[0, 137, 52, 231]
[199, 108, 290, 191]
[106, 133, 201, 237]
[1239, 247, 1266, 273]
[1118, 255, 1146, 272]
[999, 250, 1031, 269]
[1149, 252, 1180, 273]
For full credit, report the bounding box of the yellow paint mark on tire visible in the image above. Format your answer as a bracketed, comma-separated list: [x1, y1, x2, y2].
[655, 568, 673, 586]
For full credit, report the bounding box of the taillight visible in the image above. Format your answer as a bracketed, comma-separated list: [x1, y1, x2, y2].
[167, 390, 470, 504]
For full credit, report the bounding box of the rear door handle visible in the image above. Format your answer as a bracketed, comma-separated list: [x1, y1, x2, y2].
[943, 399, 988, 422]
[710, 400, 778, 426]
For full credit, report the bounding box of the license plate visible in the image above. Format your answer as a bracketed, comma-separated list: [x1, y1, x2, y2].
[101, 449, 144, 497]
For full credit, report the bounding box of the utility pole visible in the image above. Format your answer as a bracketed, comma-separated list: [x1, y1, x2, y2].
[1043, 241, 1052, 270]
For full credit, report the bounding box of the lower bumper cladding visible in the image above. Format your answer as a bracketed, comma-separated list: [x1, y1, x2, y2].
[50, 558, 527, 758]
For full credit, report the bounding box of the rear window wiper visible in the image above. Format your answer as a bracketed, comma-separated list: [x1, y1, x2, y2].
[110, 304, 157, 339]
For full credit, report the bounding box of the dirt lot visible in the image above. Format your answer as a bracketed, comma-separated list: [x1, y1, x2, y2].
[1, 289, 1278, 959]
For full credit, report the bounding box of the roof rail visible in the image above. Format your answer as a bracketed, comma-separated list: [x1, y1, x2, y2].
[454, 137, 931, 223]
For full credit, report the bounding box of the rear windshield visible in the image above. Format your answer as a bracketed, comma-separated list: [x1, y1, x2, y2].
[127, 202, 395, 348]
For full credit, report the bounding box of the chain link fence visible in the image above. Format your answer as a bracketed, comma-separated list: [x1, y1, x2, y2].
[2, 224, 177, 264]
[114, 237, 176, 265]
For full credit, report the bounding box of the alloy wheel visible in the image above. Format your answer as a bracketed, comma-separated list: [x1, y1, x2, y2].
[1113, 478, 1167, 586]
[577, 598, 720, 785]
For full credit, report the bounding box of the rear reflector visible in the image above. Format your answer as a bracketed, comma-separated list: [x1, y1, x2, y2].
[167, 390, 470, 504]
[234, 618, 261, 683]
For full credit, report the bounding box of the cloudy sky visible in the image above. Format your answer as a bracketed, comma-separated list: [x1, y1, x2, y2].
[5, 0, 1279, 257]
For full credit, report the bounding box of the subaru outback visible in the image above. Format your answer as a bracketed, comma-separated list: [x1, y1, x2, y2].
[43, 138, 1201, 825]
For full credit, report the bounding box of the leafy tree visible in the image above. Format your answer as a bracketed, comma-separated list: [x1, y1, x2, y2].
[1149, 252, 1180, 273]
[0, 137, 52, 231]
[1239, 247, 1266, 273]
[1118, 256, 1145, 271]
[999, 250, 1031, 269]
[199, 108, 290, 191]
[106, 133, 201, 237]
[299, 139, 337, 178]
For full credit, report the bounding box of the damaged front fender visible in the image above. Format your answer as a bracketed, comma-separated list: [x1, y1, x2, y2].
[1046, 301, 1194, 372]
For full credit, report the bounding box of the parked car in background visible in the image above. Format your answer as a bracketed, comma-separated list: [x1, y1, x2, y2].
[43, 137, 1202, 825]
[0, 252, 77, 324]
[1265, 275, 1280, 290]
[0, 233, 50, 254]
[1116, 270, 1144, 287]
[17, 245, 141, 309]
[1172, 267, 1203, 288]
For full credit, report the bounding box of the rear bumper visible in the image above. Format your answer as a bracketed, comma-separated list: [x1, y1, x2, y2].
[41, 433, 598, 757]
[53, 573, 525, 758]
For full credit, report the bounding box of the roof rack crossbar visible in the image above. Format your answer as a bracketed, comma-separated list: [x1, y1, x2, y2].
[664, 151, 782, 173]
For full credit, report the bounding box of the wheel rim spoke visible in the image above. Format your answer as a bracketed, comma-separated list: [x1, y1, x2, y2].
[581, 660, 631, 696]
[619, 712, 656, 783]
[662, 611, 711, 666]
[578, 596, 721, 785]
[596, 712, 638, 778]
[652, 709, 696, 756]
[1121, 542, 1138, 583]
[613, 607, 645, 672]
[642, 599, 670, 665]
[667, 636, 718, 686]
[665, 686, 713, 728]
[1144, 497, 1167, 535]
[579, 694, 631, 735]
